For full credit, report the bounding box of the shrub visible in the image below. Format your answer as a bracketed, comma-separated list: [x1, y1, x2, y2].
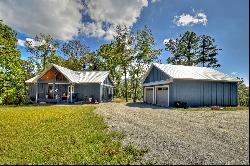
[173, 101, 188, 108]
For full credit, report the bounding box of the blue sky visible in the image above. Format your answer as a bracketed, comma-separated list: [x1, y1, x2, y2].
[0, 0, 249, 85]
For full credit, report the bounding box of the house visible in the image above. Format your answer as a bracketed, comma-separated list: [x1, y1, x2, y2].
[142, 63, 239, 107]
[26, 64, 114, 103]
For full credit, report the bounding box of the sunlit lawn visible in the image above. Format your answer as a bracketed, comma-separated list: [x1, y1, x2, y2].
[0, 106, 144, 165]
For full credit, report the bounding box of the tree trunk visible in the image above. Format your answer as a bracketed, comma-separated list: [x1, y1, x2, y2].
[124, 67, 128, 102]
[202, 39, 205, 67]
[43, 56, 46, 71]
[133, 70, 139, 102]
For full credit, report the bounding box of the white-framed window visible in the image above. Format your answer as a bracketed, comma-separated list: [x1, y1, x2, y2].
[68, 85, 74, 94]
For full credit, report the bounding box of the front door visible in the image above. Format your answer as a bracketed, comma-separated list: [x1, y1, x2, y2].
[48, 85, 54, 99]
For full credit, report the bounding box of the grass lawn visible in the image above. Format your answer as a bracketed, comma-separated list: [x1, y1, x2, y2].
[0, 106, 145, 165]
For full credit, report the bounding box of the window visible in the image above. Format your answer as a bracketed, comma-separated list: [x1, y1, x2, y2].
[158, 87, 168, 91]
[68, 85, 74, 94]
[146, 88, 153, 91]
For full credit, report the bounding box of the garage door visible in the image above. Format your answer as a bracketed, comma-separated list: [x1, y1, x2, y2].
[145, 88, 154, 104]
[156, 87, 169, 107]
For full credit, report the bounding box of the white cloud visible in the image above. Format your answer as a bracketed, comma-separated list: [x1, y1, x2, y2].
[163, 38, 176, 45]
[81, 0, 148, 40]
[0, 0, 83, 40]
[151, 0, 160, 3]
[231, 72, 238, 75]
[163, 38, 171, 44]
[173, 11, 208, 26]
[17, 39, 26, 47]
[0, 0, 148, 41]
[17, 38, 46, 47]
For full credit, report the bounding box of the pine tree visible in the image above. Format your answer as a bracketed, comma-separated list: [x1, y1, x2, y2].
[198, 35, 221, 68]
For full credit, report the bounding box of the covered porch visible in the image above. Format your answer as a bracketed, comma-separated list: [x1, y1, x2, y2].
[34, 82, 77, 103]
[27, 66, 77, 103]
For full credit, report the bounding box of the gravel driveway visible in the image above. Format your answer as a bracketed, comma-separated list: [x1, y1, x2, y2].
[95, 102, 249, 165]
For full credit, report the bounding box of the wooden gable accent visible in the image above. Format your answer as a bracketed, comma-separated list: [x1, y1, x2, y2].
[39, 67, 67, 81]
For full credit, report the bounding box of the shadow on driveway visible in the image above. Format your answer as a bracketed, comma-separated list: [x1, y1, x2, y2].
[126, 102, 170, 109]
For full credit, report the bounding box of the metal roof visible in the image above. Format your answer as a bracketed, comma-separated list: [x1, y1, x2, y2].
[150, 63, 239, 82]
[26, 64, 110, 84]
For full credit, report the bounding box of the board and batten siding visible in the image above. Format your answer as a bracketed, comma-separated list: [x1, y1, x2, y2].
[101, 76, 114, 101]
[144, 66, 171, 83]
[75, 83, 100, 101]
[170, 80, 238, 107]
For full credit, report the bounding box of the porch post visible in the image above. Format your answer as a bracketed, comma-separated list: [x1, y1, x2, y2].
[52, 82, 55, 99]
[70, 83, 73, 103]
[35, 83, 38, 103]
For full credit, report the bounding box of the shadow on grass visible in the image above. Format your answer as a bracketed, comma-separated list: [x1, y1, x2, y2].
[126, 102, 169, 110]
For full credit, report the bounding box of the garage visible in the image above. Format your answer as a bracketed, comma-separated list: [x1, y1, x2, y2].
[145, 87, 154, 104]
[156, 86, 169, 107]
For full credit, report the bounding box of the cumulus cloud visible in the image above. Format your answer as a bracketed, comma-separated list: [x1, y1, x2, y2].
[0, 0, 149, 41]
[81, 0, 148, 40]
[0, 0, 83, 40]
[173, 11, 208, 26]
[17, 38, 46, 47]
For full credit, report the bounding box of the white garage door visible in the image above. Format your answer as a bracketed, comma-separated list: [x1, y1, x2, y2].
[145, 88, 154, 104]
[156, 87, 169, 107]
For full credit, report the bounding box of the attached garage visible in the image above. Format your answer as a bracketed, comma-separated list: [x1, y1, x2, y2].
[142, 63, 239, 107]
[144, 87, 154, 104]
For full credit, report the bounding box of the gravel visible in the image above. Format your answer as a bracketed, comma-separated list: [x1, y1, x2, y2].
[95, 102, 249, 165]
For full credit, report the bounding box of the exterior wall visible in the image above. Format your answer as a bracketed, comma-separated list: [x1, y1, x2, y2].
[144, 66, 170, 84]
[143, 80, 238, 107]
[103, 76, 114, 86]
[28, 83, 101, 102]
[101, 85, 113, 101]
[75, 83, 100, 101]
[170, 80, 238, 107]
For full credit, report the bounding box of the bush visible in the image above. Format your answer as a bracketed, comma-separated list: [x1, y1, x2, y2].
[211, 106, 224, 110]
[173, 101, 188, 108]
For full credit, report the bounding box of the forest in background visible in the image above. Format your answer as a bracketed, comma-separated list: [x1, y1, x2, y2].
[0, 20, 248, 106]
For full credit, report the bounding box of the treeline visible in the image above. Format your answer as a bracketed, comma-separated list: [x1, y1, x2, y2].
[0, 20, 248, 106]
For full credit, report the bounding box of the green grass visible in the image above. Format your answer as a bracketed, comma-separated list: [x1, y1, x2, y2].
[174, 106, 249, 111]
[113, 98, 134, 103]
[0, 106, 145, 165]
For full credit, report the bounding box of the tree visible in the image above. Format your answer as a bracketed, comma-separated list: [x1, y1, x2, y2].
[237, 77, 249, 106]
[22, 57, 36, 79]
[166, 31, 199, 66]
[80, 52, 103, 71]
[165, 31, 221, 68]
[97, 43, 123, 97]
[62, 39, 90, 71]
[25, 33, 59, 71]
[131, 26, 162, 101]
[0, 20, 28, 105]
[112, 25, 134, 102]
[198, 35, 221, 68]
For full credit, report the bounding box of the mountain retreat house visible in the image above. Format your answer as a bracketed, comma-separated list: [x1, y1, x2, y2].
[142, 63, 239, 107]
[26, 64, 114, 103]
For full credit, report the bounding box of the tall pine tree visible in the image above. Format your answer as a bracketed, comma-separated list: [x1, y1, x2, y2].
[198, 35, 221, 68]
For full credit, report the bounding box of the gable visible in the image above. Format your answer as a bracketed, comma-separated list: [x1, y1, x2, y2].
[103, 75, 114, 86]
[143, 66, 170, 84]
[38, 67, 68, 82]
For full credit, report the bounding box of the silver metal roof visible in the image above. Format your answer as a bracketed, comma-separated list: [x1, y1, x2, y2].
[151, 63, 239, 82]
[26, 64, 110, 83]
